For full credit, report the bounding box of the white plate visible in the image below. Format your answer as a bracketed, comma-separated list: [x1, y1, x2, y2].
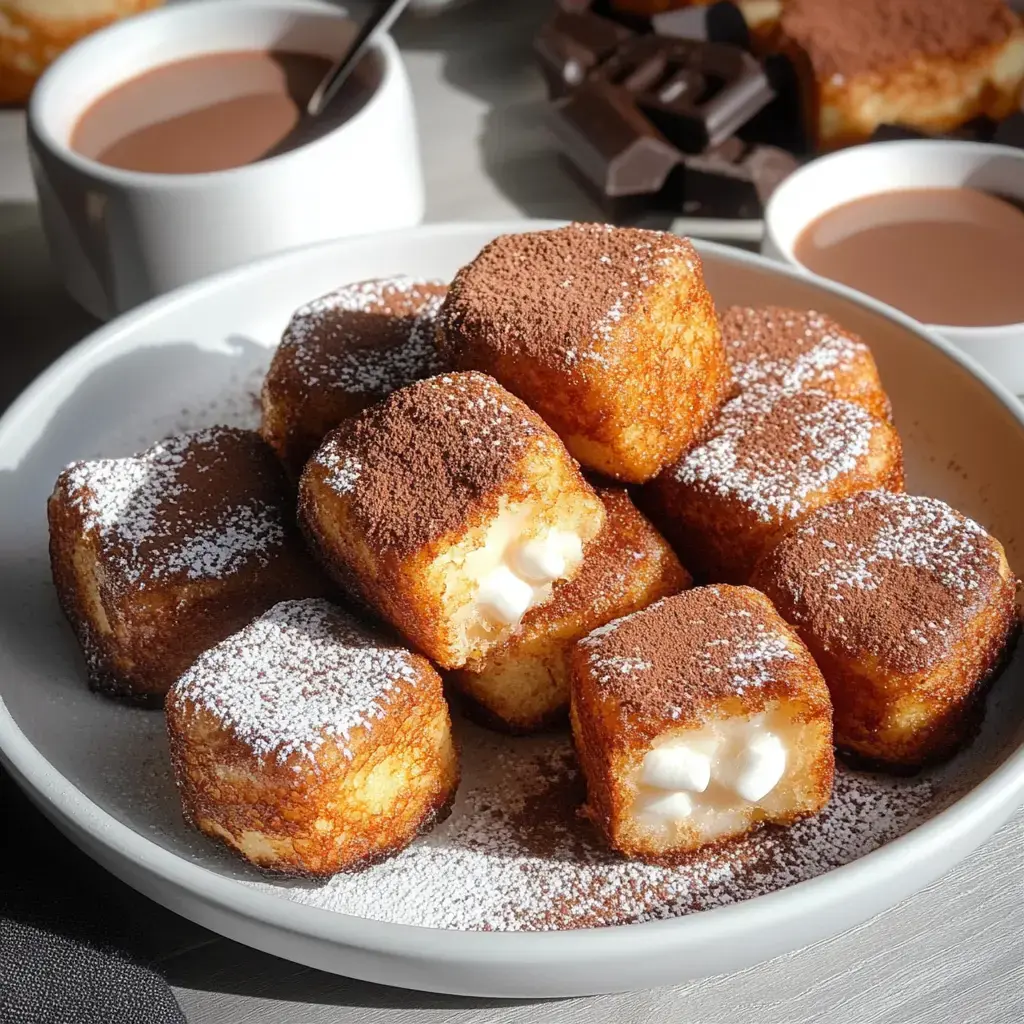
[2, 221, 1024, 998]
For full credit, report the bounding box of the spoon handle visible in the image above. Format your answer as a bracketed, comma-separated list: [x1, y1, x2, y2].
[307, 0, 413, 117]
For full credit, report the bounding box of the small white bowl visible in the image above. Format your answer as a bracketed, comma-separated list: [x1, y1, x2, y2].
[763, 140, 1024, 394]
[27, 0, 425, 319]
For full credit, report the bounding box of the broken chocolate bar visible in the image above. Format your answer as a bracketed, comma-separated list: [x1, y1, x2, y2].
[551, 79, 681, 196]
[535, 10, 634, 99]
[538, 0, 797, 222]
[680, 138, 798, 218]
[593, 36, 774, 152]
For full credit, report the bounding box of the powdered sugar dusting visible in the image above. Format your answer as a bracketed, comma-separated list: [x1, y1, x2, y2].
[59, 427, 286, 586]
[240, 726, 939, 930]
[675, 388, 877, 522]
[281, 277, 447, 394]
[723, 307, 867, 392]
[801, 491, 995, 597]
[171, 599, 424, 764]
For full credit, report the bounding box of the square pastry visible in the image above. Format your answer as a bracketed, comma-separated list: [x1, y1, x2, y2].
[720, 306, 891, 421]
[778, 0, 1024, 148]
[166, 599, 458, 876]
[261, 277, 448, 475]
[644, 386, 903, 583]
[48, 427, 328, 705]
[752, 490, 1019, 769]
[299, 371, 606, 669]
[450, 488, 690, 732]
[436, 223, 731, 483]
[571, 585, 834, 860]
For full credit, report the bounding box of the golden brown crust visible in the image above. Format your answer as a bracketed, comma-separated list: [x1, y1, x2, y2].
[720, 305, 892, 422]
[643, 388, 904, 584]
[777, 0, 1024, 148]
[298, 373, 606, 669]
[0, 0, 163, 105]
[449, 488, 690, 731]
[166, 600, 460, 876]
[437, 224, 732, 483]
[260, 278, 448, 476]
[570, 586, 834, 858]
[752, 491, 1020, 768]
[47, 428, 330, 704]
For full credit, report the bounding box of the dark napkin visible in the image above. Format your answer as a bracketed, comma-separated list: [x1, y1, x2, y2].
[0, 768, 187, 1024]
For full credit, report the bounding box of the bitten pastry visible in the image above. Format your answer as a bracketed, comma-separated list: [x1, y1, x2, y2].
[299, 371, 606, 670]
[643, 386, 903, 583]
[720, 305, 891, 420]
[48, 426, 327, 705]
[571, 586, 834, 860]
[436, 223, 731, 483]
[261, 277, 448, 475]
[166, 599, 459, 875]
[451, 488, 691, 733]
[751, 490, 1019, 769]
[778, 0, 1024, 149]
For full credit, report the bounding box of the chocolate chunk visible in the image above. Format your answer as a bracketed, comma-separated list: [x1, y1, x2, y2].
[535, 11, 635, 98]
[651, 2, 751, 49]
[679, 141, 798, 219]
[595, 36, 774, 152]
[737, 54, 809, 153]
[550, 80, 681, 196]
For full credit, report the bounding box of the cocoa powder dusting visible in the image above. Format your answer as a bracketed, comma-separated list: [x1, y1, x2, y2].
[274, 277, 448, 399]
[781, 0, 1017, 81]
[720, 306, 868, 392]
[307, 372, 554, 555]
[755, 490, 1010, 674]
[576, 587, 803, 722]
[675, 388, 878, 522]
[437, 223, 698, 370]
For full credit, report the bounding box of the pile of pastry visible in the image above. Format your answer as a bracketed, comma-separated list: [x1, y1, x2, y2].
[48, 223, 1019, 875]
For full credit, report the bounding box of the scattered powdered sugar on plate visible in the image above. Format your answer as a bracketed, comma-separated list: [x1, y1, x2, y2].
[171, 599, 423, 764]
[239, 724, 939, 930]
[173, 357, 270, 436]
[62, 326, 1013, 935]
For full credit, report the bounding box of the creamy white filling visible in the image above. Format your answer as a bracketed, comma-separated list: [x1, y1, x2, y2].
[631, 713, 794, 836]
[463, 512, 583, 630]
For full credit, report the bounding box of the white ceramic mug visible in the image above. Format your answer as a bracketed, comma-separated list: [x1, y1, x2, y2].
[763, 140, 1024, 394]
[28, 0, 425, 319]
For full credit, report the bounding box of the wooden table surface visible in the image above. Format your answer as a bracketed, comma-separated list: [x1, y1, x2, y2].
[1, 1, 1022, 1020]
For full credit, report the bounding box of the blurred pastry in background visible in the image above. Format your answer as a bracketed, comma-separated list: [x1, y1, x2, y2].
[0, 0, 162, 105]
[777, 0, 1024, 149]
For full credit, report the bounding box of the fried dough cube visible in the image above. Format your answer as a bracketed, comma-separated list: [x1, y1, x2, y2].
[436, 223, 731, 484]
[571, 585, 834, 860]
[643, 387, 904, 584]
[751, 491, 1019, 769]
[779, 0, 1024, 149]
[47, 427, 328, 706]
[451, 488, 691, 733]
[166, 599, 458, 876]
[721, 306, 891, 420]
[261, 277, 448, 476]
[299, 371, 606, 670]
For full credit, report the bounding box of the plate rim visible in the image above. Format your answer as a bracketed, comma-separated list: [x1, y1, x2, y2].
[2, 219, 1024, 967]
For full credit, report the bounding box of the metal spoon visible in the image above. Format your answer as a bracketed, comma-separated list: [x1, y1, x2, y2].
[307, 0, 413, 117]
